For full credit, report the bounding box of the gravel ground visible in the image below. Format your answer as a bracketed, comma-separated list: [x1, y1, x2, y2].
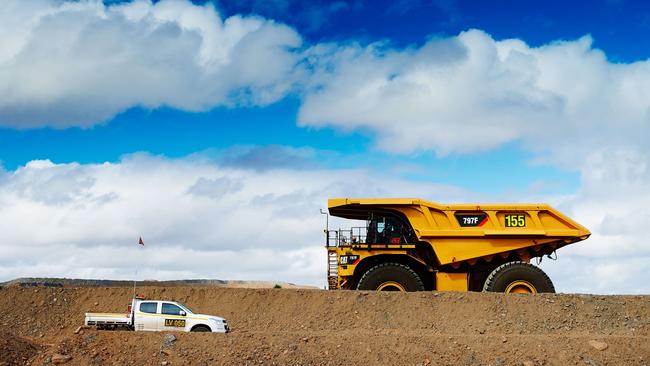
[0, 286, 648, 365]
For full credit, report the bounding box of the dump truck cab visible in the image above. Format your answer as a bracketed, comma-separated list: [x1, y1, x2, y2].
[325, 198, 590, 293]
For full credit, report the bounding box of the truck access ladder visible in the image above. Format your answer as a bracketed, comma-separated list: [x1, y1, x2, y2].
[327, 250, 338, 290]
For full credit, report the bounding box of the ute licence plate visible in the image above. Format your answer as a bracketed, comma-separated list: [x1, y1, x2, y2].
[164, 319, 186, 327]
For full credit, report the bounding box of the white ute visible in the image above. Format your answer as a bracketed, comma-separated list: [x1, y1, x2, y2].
[85, 297, 229, 333]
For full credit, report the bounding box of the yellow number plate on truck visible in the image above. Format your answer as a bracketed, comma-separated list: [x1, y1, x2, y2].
[164, 319, 186, 327]
[505, 214, 525, 227]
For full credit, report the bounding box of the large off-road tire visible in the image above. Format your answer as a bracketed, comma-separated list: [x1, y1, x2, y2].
[483, 261, 555, 293]
[191, 325, 211, 332]
[356, 262, 425, 292]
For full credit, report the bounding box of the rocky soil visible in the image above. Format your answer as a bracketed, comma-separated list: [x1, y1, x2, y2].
[0, 285, 648, 365]
[0, 278, 314, 289]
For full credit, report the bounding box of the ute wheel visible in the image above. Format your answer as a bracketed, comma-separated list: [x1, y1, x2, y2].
[356, 262, 425, 292]
[191, 325, 211, 332]
[483, 261, 555, 293]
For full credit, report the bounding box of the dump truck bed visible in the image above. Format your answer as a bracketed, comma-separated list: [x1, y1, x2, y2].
[328, 198, 590, 266]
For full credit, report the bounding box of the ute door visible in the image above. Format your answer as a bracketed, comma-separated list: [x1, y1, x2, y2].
[160, 302, 188, 332]
[136, 301, 160, 331]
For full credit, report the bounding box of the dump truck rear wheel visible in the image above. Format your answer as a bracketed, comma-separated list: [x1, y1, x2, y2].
[483, 261, 555, 293]
[356, 263, 425, 292]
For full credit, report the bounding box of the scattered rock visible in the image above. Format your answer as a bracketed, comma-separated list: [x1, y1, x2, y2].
[84, 335, 94, 345]
[51, 354, 72, 364]
[163, 334, 177, 346]
[588, 340, 608, 351]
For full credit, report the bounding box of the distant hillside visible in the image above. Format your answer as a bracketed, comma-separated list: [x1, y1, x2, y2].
[0, 277, 318, 289]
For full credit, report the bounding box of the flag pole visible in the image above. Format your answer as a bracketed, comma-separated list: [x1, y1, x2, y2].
[134, 236, 144, 299]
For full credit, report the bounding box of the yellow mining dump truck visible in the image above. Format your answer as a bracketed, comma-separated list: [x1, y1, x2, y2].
[325, 198, 590, 293]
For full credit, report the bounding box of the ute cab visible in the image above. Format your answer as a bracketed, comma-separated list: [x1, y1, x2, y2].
[85, 297, 229, 333]
[132, 299, 228, 333]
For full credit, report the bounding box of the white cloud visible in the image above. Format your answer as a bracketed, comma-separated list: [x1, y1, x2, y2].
[293, 29, 650, 293]
[0, 152, 467, 287]
[536, 147, 650, 294]
[3, 2, 649, 159]
[299, 30, 650, 160]
[1, 1, 649, 293]
[0, 0, 301, 128]
[0, 151, 648, 293]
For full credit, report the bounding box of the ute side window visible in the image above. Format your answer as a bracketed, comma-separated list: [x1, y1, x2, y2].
[139, 302, 157, 314]
[162, 303, 183, 316]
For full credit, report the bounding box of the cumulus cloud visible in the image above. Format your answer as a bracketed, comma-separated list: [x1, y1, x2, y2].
[299, 30, 650, 159]
[523, 146, 650, 294]
[0, 153, 467, 286]
[0, 151, 648, 293]
[293, 28, 650, 293]
[4, 1, 649, 159]
[1, 1, 649, 293]
[0, 0, 301, 128]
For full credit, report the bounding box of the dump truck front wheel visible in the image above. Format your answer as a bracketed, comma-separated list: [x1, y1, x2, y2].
[356, 262, 425, 292]
[483, 261, 555, 293]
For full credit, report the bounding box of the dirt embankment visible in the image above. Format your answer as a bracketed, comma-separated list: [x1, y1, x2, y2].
[0, 286, 648, 365]
[0, 278, 314, 289]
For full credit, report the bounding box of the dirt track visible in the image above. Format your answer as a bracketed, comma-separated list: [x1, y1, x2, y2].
[0, 286, 648, 365]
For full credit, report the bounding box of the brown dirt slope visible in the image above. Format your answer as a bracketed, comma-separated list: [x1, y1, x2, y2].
[0, 286, 648, 365]
[1, 278, 314, 289]
[0, 330, 40, 366]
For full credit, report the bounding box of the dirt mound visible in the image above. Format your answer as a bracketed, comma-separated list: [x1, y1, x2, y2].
[1, 277, 314, 289]
[0, 286, 648, 365]
[0, 331, 40, 366]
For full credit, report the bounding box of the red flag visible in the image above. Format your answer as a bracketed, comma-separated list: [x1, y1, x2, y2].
[138, 237, 144, 246]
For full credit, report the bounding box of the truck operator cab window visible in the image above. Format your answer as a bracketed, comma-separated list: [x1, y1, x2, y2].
[367, 215, 405, 244]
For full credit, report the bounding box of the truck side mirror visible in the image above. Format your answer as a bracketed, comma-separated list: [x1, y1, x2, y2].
[179, 310, 186, 316]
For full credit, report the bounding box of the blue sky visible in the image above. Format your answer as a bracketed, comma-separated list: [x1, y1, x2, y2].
[3, 0, 648, 181]
[0, 0, 649, 292]
[0, 98, 577, 194]
[6, 0, 639, 192]
[217, 0, 650, 62]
